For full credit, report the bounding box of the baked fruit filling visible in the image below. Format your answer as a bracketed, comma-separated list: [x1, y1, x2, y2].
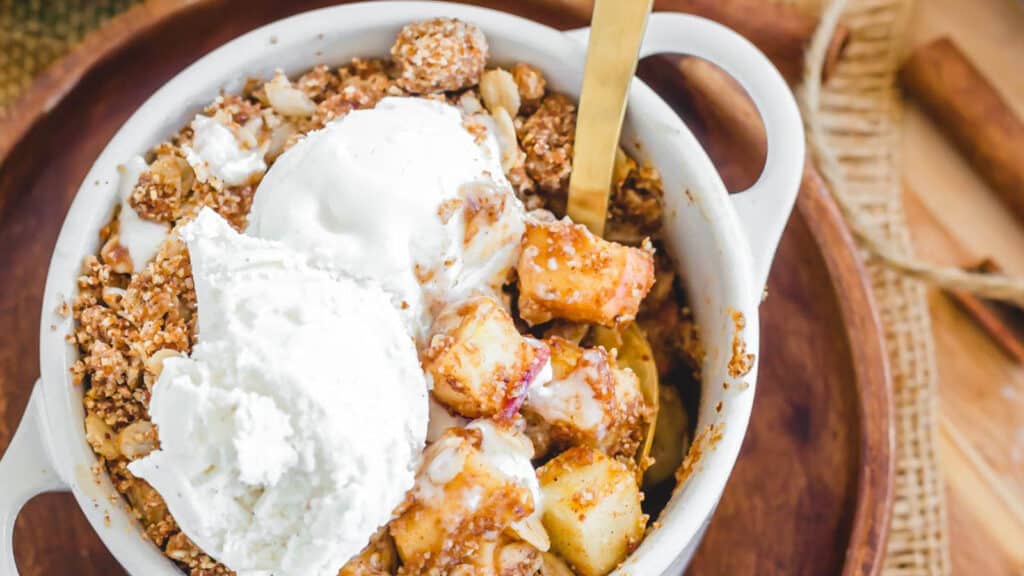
[71, 17, 703, 576]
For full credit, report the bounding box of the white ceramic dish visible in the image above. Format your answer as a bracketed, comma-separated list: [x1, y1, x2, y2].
[0, 3, 803, 574]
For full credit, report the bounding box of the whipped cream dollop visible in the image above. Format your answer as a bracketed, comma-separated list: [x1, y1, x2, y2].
[247, 97, 526, 340]
[129, 209, 428, 576]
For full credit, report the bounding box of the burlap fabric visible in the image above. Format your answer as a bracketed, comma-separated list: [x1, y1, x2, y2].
[0, 0, 950, 574]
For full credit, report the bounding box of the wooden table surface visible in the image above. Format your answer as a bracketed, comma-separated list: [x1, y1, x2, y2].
[902, 0, 1024, 574]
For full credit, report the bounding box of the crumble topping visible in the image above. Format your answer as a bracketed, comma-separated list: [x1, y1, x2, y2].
[70, 17, 685, 576]
[392, 18, 488, 94]
[519, 94, 576, 197]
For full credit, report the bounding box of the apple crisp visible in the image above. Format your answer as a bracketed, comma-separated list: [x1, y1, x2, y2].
[70, 17, 701, 576]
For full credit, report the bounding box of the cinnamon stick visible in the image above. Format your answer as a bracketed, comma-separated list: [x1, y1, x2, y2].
[899, 37, 1024, 224]
[945, 260, 1024, 364]
[535, 0, 849, 83]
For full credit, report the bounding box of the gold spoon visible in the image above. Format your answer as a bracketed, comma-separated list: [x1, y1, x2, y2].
[566, 0, 659, 476]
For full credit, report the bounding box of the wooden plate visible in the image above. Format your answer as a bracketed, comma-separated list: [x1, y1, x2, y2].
[0, 1, 893, 574]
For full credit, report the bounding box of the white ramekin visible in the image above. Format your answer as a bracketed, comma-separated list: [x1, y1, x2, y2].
[0, 3, 804, 574]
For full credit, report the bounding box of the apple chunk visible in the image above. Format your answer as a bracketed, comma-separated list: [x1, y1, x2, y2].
[537, 447, 647, 576]
[422, 296, 549, 419]
[517, 219, 655, 327]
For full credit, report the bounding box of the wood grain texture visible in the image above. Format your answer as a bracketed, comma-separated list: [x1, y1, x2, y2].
[902, 1, 1024, 574]
[0, 1, 891, 575]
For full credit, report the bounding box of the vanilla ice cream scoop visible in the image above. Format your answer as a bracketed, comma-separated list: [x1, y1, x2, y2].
[129, 208, 428, 576]
[246, 97, 526, 340]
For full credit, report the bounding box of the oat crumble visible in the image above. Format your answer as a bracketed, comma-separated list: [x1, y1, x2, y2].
[71, 17, 696, 576]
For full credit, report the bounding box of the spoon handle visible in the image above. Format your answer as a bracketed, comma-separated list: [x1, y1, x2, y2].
[567, 0, 654, 236]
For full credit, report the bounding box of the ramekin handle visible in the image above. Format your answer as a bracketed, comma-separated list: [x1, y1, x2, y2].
[0, 381, 67, 574]
[567, 13, 804, 294]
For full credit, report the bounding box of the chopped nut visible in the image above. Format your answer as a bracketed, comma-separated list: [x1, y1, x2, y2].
[295, 64, 339, 102]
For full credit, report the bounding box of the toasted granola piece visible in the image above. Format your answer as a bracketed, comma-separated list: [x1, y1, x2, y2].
[121, 470, 176, 543]
[295, 64, 340, 102]
[524, 337, 648, 460]
[165, 531, 230, 575]
[516, 219, 655, 327]
[391, 18, 488, 94]
[519, 94, 575, 195]
[202, 93, 263, 127]
[338, 57, 399, 105]
[129, 152, 195, 223]
[390, 424, 537, 574]
[423, 297, 549, 419]
[607, 161, 664, 243]
[186, 180, 256, 231]
[512, 63, 546, 111]
[537, 447, 646, 576]
[310, 93, 358, 129]
[508, 159, 537, 199]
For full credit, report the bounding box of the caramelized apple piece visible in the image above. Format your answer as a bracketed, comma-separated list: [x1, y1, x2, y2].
[423, 297, 549, 419]
[390, 422, 541, 574]
[516, 219, 654, 327]
[524, 337, 647, 460]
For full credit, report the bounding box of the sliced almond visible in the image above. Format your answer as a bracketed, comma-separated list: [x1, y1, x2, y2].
[509, 513, 551, 552]
[145, 348, 181, 380]
[265, 71, 317, 118]
[480, 68, 521, 117]
[490, 106, 522, 174]
[101, 286, 127, 310]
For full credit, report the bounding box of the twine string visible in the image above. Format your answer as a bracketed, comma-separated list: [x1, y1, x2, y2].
[799, 0, 1024, 306]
